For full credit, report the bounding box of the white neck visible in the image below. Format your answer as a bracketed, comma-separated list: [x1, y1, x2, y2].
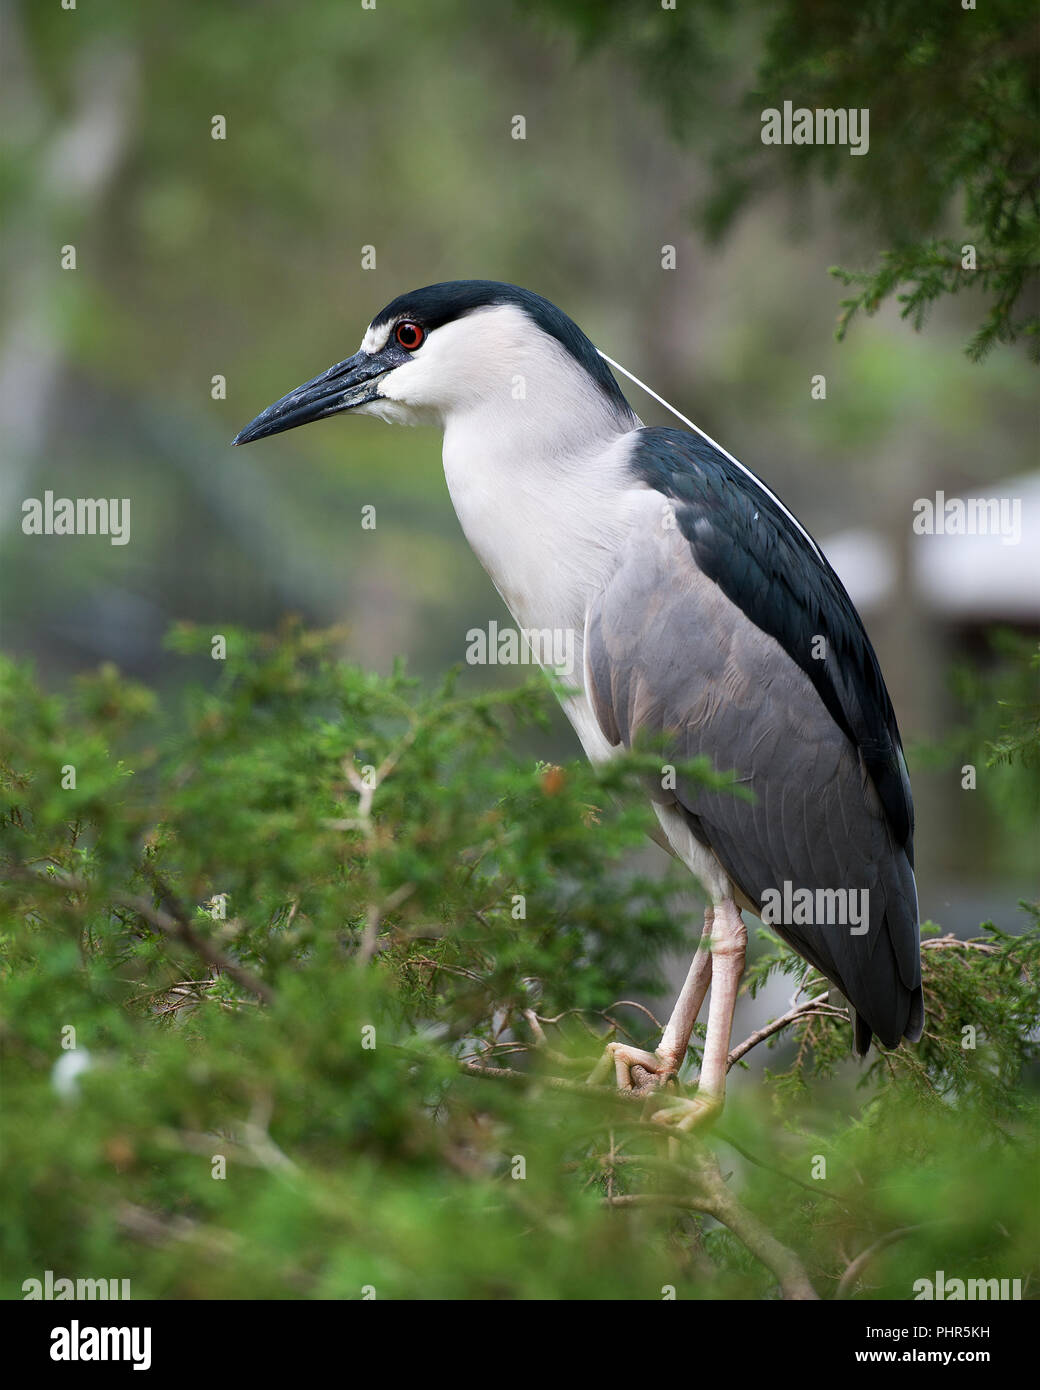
[442, 403, 639, 637]
[375, 300, 641, 636]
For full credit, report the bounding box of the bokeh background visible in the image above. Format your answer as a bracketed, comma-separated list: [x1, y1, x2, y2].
[2, 0, 1037, 970]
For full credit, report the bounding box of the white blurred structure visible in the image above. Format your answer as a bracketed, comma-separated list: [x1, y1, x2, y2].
[824, 472, 1040, 623]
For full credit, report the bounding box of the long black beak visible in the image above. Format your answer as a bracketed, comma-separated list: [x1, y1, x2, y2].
[232, 349, 392, 446]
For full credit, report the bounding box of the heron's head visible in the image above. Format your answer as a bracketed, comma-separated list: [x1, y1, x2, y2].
[232, 280, 634, 446]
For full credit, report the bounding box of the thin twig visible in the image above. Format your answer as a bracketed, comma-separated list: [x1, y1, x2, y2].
[459, 1059, 635, 1101]
[604, 1193, 714, 1213]
[357, 881, 416, 966]
[922, 934, 999, 954]
[10, 860, 276, 1007]
[835, 1225, 926, 1300]
[604, 1153, 819, 1300]
[727, 992, 841, 1070]
[117, 891, 274, 1005]
[141, 867, 276, 1006]
[521, 1008, 575, 1066]
[713, 1127, 861, 1213]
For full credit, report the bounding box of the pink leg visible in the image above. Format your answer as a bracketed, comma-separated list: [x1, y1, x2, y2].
[657, 897, 747, 1130]
[590, 907, 715, 1093]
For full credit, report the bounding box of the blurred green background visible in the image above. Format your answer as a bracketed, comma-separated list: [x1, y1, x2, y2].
[1, 2, 1037, 938]
[2, 0, 1039, 1308]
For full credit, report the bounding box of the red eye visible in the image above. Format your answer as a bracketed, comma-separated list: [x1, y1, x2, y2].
[395, 320, 424, 350]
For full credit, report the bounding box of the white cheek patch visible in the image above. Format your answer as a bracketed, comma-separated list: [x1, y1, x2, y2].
[361, 321, 392, 354]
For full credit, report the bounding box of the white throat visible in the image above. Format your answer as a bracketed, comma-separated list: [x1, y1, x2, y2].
[433, 309, 639, 637]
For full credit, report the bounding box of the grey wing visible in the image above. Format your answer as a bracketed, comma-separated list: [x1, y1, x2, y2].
[584, 510, 923, 1052]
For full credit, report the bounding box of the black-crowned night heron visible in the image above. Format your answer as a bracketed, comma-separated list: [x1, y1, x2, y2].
[234, 280, 923, 1127]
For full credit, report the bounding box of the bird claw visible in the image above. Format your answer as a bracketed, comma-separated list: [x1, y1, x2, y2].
[649, 1092, 721, 1132]
[586, 1040, 682, 1097]
[585, 1041, 724, 1132]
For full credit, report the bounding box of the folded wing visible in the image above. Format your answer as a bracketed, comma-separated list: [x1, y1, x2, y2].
[584, 428, 923, 1051]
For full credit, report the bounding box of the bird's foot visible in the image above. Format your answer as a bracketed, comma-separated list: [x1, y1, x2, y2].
[587, 1041, 682, 1097]
[648, 1091, 722, 1133]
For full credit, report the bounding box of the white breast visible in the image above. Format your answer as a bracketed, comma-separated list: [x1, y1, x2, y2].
[443, 415, 738, 902]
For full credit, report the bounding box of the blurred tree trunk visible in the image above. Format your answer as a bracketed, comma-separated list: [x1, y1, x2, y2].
[0, 8, 138, 525]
